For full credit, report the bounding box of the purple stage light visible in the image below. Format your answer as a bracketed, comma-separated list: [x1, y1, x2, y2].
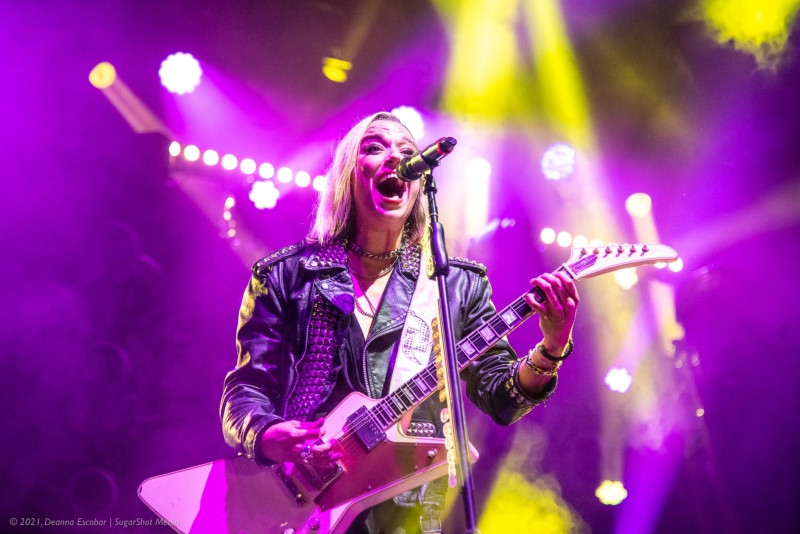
[159, 52, 202, 95]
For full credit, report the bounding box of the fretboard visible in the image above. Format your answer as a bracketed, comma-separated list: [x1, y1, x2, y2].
[366, 290, 538, 430]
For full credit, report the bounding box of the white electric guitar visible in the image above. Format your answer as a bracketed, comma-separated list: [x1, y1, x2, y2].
[139, 243, 678, 534]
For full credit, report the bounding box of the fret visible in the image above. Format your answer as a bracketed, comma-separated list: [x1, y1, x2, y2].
[500, 307, 521, 326]
[478, 324, 496, 342]
[414, 375, 432, 394]
[468, 332, 489, 353]
[460, 338, 478, 357]
[372, 402, 391, 426]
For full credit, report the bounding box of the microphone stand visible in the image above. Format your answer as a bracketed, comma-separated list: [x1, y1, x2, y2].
[421, 169, 480, 534]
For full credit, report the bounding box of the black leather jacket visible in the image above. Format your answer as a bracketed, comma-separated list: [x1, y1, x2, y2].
[221, 241, 555, 463]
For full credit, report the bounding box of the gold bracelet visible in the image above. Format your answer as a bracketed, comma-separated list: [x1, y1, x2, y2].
[524, 349, 561, 376]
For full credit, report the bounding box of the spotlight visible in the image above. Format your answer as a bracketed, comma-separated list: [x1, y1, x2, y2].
[556, 231, 572, 247]
[625, 193, 652, 218]
[541, 143, 576, 181]
[258, 163, 275, 179]
[276, 167, 293, 184]
[312, 175, 327, 191]
[89, 62, 117, 89]
[391, 106, 425, 140]
[322, 57, 352, 83]
[595, 480, 628, 505]
[221, 154, 238, 171]
[168, 141, 181, 157]
[183, 145, 200, 162]
[202, 149, 219, 166]
[668, 258, 684, 272]
[240, 158, 257, 175]
[604, 367, 633, 393]
[295, 171, 311, 188]
[159, 52, 202, 95]
[249, 180, 280, 210]
[540, 227, 556, 244]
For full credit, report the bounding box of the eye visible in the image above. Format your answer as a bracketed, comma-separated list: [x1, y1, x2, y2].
[401, 148, 416, 157]
[364, 143, 384, 154]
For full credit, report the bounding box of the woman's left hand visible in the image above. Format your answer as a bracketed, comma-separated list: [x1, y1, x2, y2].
[524, 272, 580, 353]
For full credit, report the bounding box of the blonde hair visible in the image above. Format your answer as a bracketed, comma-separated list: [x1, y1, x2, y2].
[307, 112, 429, 245]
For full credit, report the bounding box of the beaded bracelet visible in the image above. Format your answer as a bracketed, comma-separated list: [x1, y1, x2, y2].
[524, 349, 561, 376]
[537, 338, 574, 362]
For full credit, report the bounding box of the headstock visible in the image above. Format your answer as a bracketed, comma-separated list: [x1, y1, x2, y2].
[564, 243, 678, 280]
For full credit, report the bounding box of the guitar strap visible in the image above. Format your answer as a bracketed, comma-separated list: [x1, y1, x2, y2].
[386, 236, 438, 394]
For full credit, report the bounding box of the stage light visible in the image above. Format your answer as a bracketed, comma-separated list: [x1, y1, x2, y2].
[249, 180, 279, 210]
[221, 154, 238, 171]
[696, 408, 705, 417]
[240, 158, 257, 175]
[541, 143, 576, 181]
[258, 163, 275, 179]
[322, 57, 352, 83]
[391, 106, 425, 140]
[313, 175, 327, 191]
[224, 196, 235, 209]
[89, 61, 117, 89]
[168, 141, 181, 157]
[276, 166, 293, 183]
[626, 193, 652, 218]
[295, 171, 311, 188]
[540, 227, 556, 244]
[595, 480, 628, 505]
[556, 231, 572, 247]
[605, 367, 633, 393]
[159, 52, 202, 95]
[668, 258, 684, 273]
[202, 149, 219, 166]
[588, 238, 604, 247]
[183, 145, 200, 162]
[613, 267, 639, 290]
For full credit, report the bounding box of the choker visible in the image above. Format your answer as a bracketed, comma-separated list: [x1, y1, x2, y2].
[345, 239, 403, 261]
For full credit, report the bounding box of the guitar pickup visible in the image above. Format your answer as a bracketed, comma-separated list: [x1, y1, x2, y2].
[347, 406, 386, 451]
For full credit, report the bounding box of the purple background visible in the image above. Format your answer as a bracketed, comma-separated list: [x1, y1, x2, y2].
[2, 1, 799, 532]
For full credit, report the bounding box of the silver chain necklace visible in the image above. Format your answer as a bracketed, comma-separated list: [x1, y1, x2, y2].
[345, 239, 403, 261]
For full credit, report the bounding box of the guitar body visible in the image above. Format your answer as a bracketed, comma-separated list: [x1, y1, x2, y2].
[139, 392, 477, 534]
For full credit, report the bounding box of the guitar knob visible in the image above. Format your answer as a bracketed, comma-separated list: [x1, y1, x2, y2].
[428, 449, 438, 458]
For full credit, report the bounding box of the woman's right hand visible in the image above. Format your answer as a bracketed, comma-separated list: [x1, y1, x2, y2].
[259, 418, 340, 466]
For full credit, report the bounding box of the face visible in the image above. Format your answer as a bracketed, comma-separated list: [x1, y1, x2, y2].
[351, 119, 420, 233]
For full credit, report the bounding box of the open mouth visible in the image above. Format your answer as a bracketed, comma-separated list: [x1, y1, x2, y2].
[376, 176, 405, 200]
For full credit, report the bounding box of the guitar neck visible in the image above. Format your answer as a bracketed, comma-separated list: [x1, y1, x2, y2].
[367, 277, 549, 430]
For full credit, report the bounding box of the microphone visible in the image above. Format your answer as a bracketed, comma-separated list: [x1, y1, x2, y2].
[396, 137, 457, 182]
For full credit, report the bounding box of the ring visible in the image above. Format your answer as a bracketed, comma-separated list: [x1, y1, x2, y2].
[300, 445, 312, 464]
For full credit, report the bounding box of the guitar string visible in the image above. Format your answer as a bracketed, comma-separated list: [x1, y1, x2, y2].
[311, 256, 665, 453]
[323, 302, 535, 449]
[317, 290, 541, 452]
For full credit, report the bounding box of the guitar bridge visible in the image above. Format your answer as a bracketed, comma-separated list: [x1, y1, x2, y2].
[347, 406, 386, 451]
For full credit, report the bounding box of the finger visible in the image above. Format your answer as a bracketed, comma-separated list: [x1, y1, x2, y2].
[553, 272, 579, 303]
[539, 273, 569, 314]
[530, 276, 562, 316]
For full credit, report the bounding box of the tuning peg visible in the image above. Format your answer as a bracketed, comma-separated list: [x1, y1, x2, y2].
[642, 244, 649, 252]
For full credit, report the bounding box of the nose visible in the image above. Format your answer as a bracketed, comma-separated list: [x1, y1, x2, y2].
[385, 145, 403, 168]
